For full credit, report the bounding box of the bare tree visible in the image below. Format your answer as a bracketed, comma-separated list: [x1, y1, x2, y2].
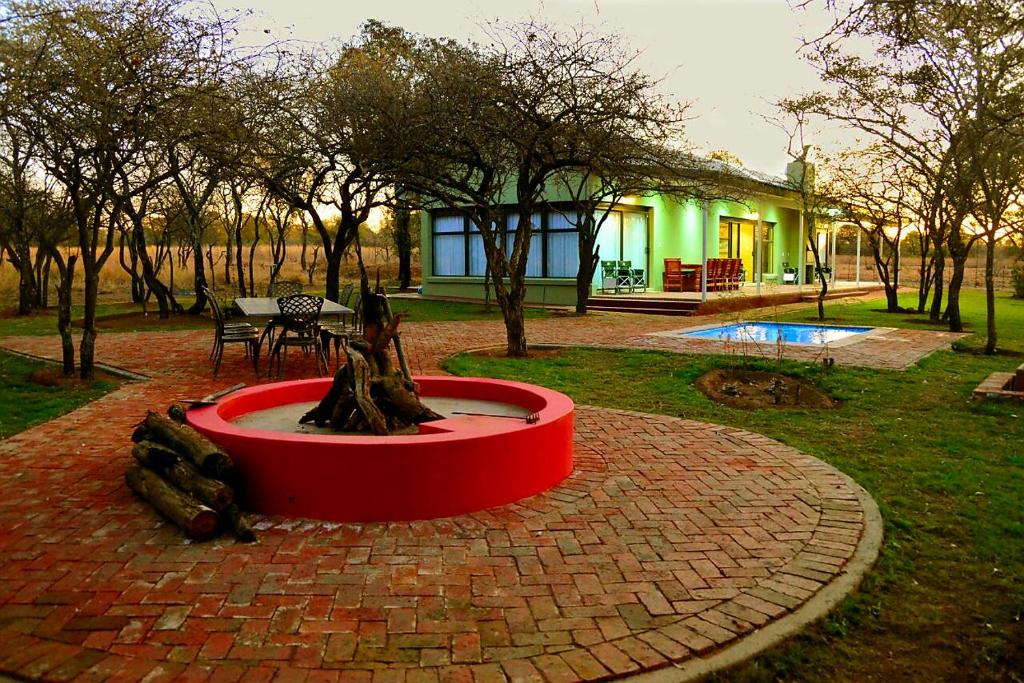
[824, 145, 916, 312]
[794, 0, 1024, 332]
[963, 114, 1024, 353]
[1, 0, 243, 376]
[774, 103, 831, 320]
[237, 22, 408, 302]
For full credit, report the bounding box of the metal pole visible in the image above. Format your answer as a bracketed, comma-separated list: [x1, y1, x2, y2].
[701, 201, 708, 303]
[855, 226, 861, 287]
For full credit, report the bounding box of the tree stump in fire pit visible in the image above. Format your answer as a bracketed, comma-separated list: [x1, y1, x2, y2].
[300, 268, 442, 434]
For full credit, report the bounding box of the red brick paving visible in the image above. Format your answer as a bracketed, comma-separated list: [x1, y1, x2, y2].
[0, 312, 898, 681]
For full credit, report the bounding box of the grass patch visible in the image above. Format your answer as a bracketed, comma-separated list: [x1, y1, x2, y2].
[0, 295, 551, 338]
[444, 290, 1024, 681]
[387, 298, 552, 322]
[765, 288, 1024, 355]
[0, 350, 120, 439]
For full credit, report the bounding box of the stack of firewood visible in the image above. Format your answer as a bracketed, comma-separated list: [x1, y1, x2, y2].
[126, 408, 255, 542]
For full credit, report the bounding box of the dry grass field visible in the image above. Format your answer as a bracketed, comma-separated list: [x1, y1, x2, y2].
[0, 243, 421, 310]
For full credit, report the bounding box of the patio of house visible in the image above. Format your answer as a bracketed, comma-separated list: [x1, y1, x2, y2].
[0, 308, 969, 681]
[587, 280, 887, 316]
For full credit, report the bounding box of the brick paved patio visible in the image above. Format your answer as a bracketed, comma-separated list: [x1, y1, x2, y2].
[0, 312, 905, 681]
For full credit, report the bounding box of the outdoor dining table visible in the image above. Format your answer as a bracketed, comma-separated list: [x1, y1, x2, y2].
[234, 296, 354, 356]
[234, 296, 353, 319]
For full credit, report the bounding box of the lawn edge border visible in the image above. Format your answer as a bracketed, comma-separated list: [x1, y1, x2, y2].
[622, 468, 883, 683]
[0, 346, 150, 381]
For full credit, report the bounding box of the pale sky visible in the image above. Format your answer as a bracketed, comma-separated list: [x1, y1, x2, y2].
[213, 0, 842, 176]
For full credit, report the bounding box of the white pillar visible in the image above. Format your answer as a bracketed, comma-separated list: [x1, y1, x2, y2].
[701, 201, 708, 303]
[830, 221, 838, 285]
[855, 227, 861, 287]
[755, 202, 763, 295]
[797, 209, 805, 290]
[895, 231, 901, 290]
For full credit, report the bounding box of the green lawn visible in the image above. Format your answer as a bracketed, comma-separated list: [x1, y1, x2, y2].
[444, 289, 1024, 681]
[388, 297, 552, 322]
[0, 350, 120, 439]
[767, 289, 1024, 355]
[0, 295, 550, 338]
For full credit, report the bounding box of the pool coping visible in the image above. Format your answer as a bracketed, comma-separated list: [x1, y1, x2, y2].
[647, 321, 898, 349]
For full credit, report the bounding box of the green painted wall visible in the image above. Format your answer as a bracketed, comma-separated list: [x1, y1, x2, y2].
[418, 181, 804, 302]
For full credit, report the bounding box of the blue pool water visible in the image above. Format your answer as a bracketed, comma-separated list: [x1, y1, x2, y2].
[681, 322, 874, 346]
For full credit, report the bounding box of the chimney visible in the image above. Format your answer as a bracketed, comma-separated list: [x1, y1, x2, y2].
[786, 161, 815, 190]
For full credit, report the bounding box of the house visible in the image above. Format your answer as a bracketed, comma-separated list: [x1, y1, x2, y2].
[419, 159, 833, 305]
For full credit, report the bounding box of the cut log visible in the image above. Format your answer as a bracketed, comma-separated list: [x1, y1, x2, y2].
[381, 296, 413, 383]
[167, 403, 188, 424]
[347, 344, 389, 435]
[125, 465, 218, 540]
[131, 424, 149, 444]
[132, 442, 234, 512]
[300, 365, 349, 426]
[222, 503, 256, 543]
[131, 439, 180, 470]
[143, 411, 234, 479]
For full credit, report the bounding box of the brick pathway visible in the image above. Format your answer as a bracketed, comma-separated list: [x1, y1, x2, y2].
[0, 312, 900, 681]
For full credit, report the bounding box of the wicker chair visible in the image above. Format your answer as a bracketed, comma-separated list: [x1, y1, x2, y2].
[268, 294, 327, 377]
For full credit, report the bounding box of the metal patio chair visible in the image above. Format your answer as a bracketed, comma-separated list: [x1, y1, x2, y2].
[319, 294, 363, 369]
[268, 294, 327, 377]
[206, 287, 260, 377]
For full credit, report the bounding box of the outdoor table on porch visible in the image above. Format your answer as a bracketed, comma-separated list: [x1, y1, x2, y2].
[234, 296, 354, 358]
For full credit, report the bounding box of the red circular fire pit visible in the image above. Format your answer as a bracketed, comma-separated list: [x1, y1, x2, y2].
[186, 376, 574, 522]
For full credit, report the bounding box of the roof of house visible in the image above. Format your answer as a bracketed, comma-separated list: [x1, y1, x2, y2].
[669, 152, 798, 197]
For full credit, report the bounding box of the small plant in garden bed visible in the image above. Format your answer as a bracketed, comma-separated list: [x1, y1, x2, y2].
[695, 367, 837, 409]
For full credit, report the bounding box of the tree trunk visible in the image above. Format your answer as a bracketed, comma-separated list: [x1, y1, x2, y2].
[37, 251, 51, 308]
[300, 221, 308, 270]
[56, 255, 77, 376]
[118, 231, 145, 304]
[131, 218, 177, 319]
[817, 273, 829, 320]
[945, 257, 966, 332]
[929, 248, 945, 323]
[918, 250, 935, 314]
[393, 207, 413, 290]
[234, 217, 246, 297]
[187, 222, 209, 315]
[79, 269, 99, 380]
[224, 232, 232, 285]
[324, 251, 343, 303]
[125, 465, 218, 540]
[985, 235, 997, 354]
[16, 248, 36, 316]
[498, 284, 528, 356]
[575, 234, 599, 315]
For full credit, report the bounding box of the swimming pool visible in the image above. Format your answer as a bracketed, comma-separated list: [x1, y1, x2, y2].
[680, 322, 875, 346]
